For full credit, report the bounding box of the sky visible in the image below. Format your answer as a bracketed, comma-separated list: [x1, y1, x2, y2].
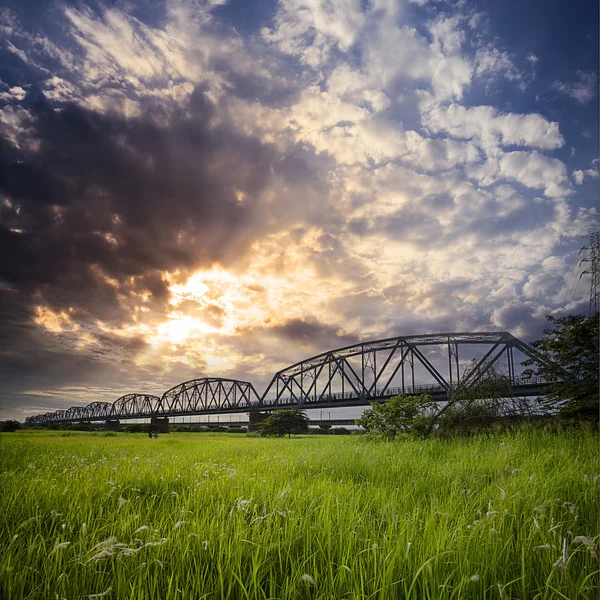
[0, 0, 598, 421]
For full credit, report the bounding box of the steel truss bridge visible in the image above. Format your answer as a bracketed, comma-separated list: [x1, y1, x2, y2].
[25, 332, 568, 426]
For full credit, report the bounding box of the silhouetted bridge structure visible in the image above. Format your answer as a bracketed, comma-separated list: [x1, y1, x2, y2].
[26, 332, 568, 429]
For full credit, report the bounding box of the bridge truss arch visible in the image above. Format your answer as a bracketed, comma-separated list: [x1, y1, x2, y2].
[160, 378, 261, 415]
[24, 330, 570, 424]
[111, 394, 163, 419]
[260, 331, 564, 408]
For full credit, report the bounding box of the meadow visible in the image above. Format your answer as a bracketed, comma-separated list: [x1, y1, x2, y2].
[0, 430, 598, 599]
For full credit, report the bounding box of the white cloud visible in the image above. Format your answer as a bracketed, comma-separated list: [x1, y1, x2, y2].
[551, 71, 597, 104]
[497, 151, 571, 198]
[572, 168, 599, 185]
[421, 102, 564, 151]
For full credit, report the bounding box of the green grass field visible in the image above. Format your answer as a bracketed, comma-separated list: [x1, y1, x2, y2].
[0, 430, 598, 599]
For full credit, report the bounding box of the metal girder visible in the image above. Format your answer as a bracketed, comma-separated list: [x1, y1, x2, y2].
[24, 330, 571, 424]
[259, 331, 564, 407]
[160, 378, 262, 414]
[112, 394, 162, 418]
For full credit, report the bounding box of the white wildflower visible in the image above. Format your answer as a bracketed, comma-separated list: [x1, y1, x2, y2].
[470, 575, 480, 582]
[552, 538, 569, 570]
[49, 541, 71, 556]
[571, 536, 599, 559]
[173, 521, 187, 530]
[301, 574, 315, 586]
[88, 549, 114, 562]
[133, 526, 148, 535]
[117, 497, 128, 510]
[87, 588, 112, 599]
[486, 511, 499, 518]
[91, 537, 117, 551]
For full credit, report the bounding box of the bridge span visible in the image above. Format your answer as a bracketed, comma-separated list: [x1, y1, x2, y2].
[25, 331, 567, 427]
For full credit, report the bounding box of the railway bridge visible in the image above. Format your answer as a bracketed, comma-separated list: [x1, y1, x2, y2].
[25, 331, 567, 430]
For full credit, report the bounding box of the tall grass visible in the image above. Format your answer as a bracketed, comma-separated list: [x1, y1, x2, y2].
[1, 430, 598, 599]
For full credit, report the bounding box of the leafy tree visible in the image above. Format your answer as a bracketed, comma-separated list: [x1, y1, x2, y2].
[357, 394, 436, 439]
[259, 408, 309, 437]
[522, 313, 599, 421]
[0, 420, 21, 432]
[432, 360, 535, 435]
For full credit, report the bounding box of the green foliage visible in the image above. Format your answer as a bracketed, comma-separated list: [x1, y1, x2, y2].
[331, 427, 352, 435]
[432, 360, 533, 435]
[259, 408, 309, 437]
[357, 394, 436, 439]
[0, 420, 21, 432]
[124, 423, 152, 433]
[0, 432, 597, 599]
[523, 313, 599, 421]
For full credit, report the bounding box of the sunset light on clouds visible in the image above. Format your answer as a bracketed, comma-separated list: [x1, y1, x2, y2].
[0, 0, 597, 419]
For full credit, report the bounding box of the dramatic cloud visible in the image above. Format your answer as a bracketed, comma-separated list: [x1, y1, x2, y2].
[0, 0, 597, 419]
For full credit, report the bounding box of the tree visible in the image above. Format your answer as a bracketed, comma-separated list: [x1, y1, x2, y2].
[432, 360, 534, 435]
[522, 313, 599, 421]
[259, 408, 310, 437]
[357, 394, 436, 439]
[0, 420, 21, 432]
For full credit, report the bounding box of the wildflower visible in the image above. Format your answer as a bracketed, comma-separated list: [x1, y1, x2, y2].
[49, 541, 71, 556]
[88, 549, 114, 562]
[91, 537, 117, 551]
[470, 575, 480, 582]
[133, 526, 148, 535]
[552, 539, 569, 570]
[301, 574, 315, 586]
[571, 536, 599, 559]
[87, 589, 112, 599]
[117, 497, 128, 510]
[173, 521, 187, 530]
[486, 511, 499, 518]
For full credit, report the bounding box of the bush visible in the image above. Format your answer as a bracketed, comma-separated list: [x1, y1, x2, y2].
[331, 427, 352, 435]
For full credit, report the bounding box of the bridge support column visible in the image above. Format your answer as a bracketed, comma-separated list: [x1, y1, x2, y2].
[151, 417, 169, 433]
[248, 412, 269, 432]
[104, 419, 121, 431]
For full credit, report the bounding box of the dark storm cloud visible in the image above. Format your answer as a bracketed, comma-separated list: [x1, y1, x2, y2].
[270, 317, 359, 350]
[0, 86, 281, 320]
[0, 82, 324, 416]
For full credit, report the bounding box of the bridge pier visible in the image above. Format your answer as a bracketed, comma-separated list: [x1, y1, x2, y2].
[248, 412, 269, 432]
[151, 416, 169, 433]
[104, 419, 121, 431]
